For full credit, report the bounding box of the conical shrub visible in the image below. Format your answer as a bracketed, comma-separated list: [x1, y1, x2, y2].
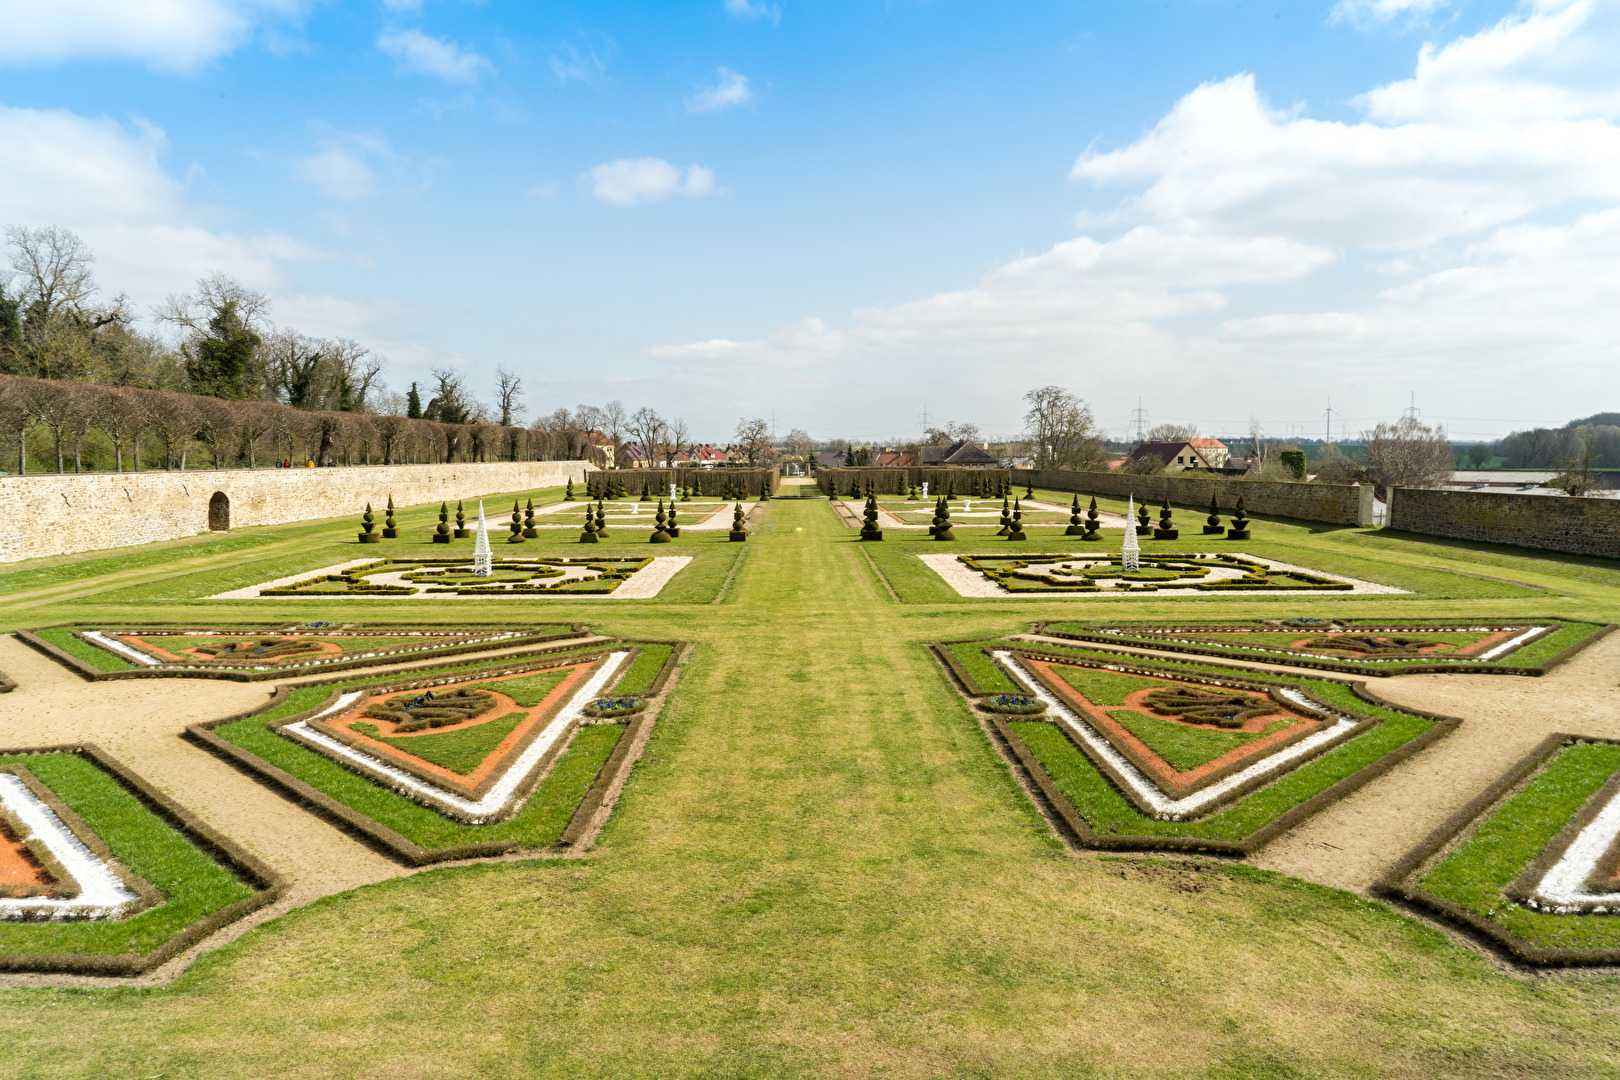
[433, 501, 451, 544]
[358, 502, 380, 543]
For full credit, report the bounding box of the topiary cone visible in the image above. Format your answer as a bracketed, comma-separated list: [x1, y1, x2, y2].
[565, 479, 574, 501]
[508, 500, 525, 543]
[935, 497, 955, 541]
[666, 503, 680, 538]
[1203, 494, 1225, 535]
[580, 508, 599, 543]
[1083, 496, 1102, 541]
[523, 498, 538, 538]
[729, 502, 749, 542]
[595, 498, 607, 536]
[996, 496, 1012, 536]
[382, 494, 398, 538]
[1153, 496, 1178, 540]
[1136, 498, 1152, 536]
[433, 501, 451, 544]
[860, 493, 883, 541]
[1228, 495, 1251, 540]
[454, 500, 470, 538]
[358, 502, 380, 543]
[1007, 498, 1027, 541]
[650, 498, 671, 543]
[1065, 493, 1084, 536]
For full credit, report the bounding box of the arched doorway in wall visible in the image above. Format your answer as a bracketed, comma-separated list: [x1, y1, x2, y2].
[208, 491, 231, 531]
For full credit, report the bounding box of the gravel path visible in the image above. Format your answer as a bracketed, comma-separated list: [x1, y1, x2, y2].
[1250, 631, 1620, 891]
[213, 555, 694, 600]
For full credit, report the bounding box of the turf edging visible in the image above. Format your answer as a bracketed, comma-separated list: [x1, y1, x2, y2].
[1030, 619, 1615, 678]
[0, 744, 286, 976]
[946, 642, 1461, 855]
[13, 623, 594, 682]
[184, 642, 681, 865]
[1373, 734, 1620, 967]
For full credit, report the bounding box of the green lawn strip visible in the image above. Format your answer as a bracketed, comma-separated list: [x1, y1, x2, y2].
[212, 692, 622, 849]
[29, 626, 137, 671]
[1421, 744, 1620, 951]
[1107, 709, 1283, 771]
[462, 668, 571, 707]
[0, 753, 254, 956]
[1506, 621, 1609, 667]
[990, 642, 1435, 840]
[942, 641, 1018, 694]
[1045, 667, 1166, 705]
[613, 643, 673, 695]
[356, 712, 528, 775]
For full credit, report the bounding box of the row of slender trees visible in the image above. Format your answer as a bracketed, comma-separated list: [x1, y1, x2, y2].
[0, 374, 607, 473]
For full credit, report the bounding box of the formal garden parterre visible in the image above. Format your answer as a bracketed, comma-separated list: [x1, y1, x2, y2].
[1034, 617, 1615, 676]
[1377, 735, 1620, 966]
[0, 745, 283, 975]
[185, 637, 683, 864]
[17, 622, 588, 680]
[214, 555, 691, 599]
[922, 552, 1400, 598]
[935, 638, 1456, 853]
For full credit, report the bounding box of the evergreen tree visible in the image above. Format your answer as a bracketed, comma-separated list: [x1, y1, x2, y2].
[186, 300, 262, 399]
[433, 501, 451, 544]
[1083, 496, 1102, 541]
[996, 496, 1013, 536]
[564, 479, 574, 501]
[523, 498, 537, 538]
[406, 383, 423, 419]
[1203, 494, 1225, 535]
[729, 502, 749, 542]
[358, 503, 379, 543]
[1065, 493, 1084, 536]
[650, 498, 671, 543]
[1228, 496, 1252, 539]
[382, 494, 398, 538]
[935, 497, 955, 541]
[1007, 498, 1026, 541]
[666, 502, 681, 538]
[596, 499, 608, 536]
[1153, 496, 1178, 540]
[508, 500, 525, 543]
[454, 500, 469, 538]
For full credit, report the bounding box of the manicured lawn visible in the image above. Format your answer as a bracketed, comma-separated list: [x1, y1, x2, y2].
[357, 711, 529, 775]
[0, 753, 254, 957]
[0, 494, 1618, 1077]
[1422, 743, 1620, 950]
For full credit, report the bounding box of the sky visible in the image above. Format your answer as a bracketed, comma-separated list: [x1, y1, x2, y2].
[2, 0, 1617, 446]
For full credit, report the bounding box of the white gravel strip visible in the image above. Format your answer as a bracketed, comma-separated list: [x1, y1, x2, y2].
[995, 651, 1357, 821]
[81, 631, 161, 666]
[0, 773, 143, 921]
[1477, 626, 1550, 661]
[1526, 786, 1620, 914]
[920, 553, 1405, 598]
[217, 556, 692, 600]
[282, 650, 627, 823]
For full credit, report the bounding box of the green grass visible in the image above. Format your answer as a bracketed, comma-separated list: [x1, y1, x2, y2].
[613, 643, 674, 695]
[213, 689, 621, 849]
[2, 494, 1620, 1077]
[1045, 666, 1166, 705]
[29, 626, 137, 671]
[1107, 709, 1285, 771]
[1422, 743, 1620, 950]
[357, 711, 528, 775]
[465, 668, 571, 707]
[1003, 652, 1435, 841]
[942, 641, 1018, 693]
[0, 753, 254, 956]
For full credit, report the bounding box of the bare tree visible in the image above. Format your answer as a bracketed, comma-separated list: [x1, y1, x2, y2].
[237, 401, 275, 468]
[1361, 416, 1453, 493]
[667, 416, 695, 463]
[1549, 432, 1600, 496]
[89, 386, 141, 472]
[1145, 422, 1198, 443]
[373, 413, 407, 465]
[495, 366, 526, 426]
[735, 417, 771, 465]
[782, 428, 813, 461]
[630, 406, 666, 466]
[142, 389, 200, 470]
[5, 225, 99, 318]
[193, 396, 238, 468]
[1023, 386, 1106, 471]
[599, 400, 628, 465]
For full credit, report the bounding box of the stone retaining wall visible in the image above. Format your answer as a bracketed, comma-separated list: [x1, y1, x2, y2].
[1387, 487, 1620, 558]
[1009, 468, 1375, 526]
[0, 461, 594, 564]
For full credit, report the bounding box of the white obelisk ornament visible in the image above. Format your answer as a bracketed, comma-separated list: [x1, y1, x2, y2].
[1121, 495, 1140, 572]
[472, 500, 493, 576]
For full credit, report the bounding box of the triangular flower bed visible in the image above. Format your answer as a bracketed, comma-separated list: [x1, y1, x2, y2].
[187, 639, 682, 864]
[0, 746, 283, 975]
[936, 639, 1456, 854]
[1377, 735, 1620, 967]
[19, 623, 590, 681]
[1034, 618, 1614, 676]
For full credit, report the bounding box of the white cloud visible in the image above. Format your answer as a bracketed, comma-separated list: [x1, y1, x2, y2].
[724, 0, 781, 21]
[550, 38, 611, 86]
[0, 0, 304, 72]
[291, 129, 440, 201]
[586, 158, 719, 206]
[686, 68, 753, 113]
[0, 104, 338, 314]
[1331, 0, 1450, 26]
[644, 1, 1620, 434]
[376, 29, 493, 86]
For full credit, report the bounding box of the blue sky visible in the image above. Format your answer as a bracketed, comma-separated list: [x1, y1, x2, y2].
[3, 0, 1616, 444]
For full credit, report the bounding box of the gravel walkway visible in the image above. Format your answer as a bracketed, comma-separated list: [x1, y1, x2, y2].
[917, 552, 1406, 598]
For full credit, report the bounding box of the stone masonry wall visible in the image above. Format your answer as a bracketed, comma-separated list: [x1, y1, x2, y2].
[1388, 487, 1620, 558]
[1009, 469, 1375, 526]
[0, 460, 593, 564]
